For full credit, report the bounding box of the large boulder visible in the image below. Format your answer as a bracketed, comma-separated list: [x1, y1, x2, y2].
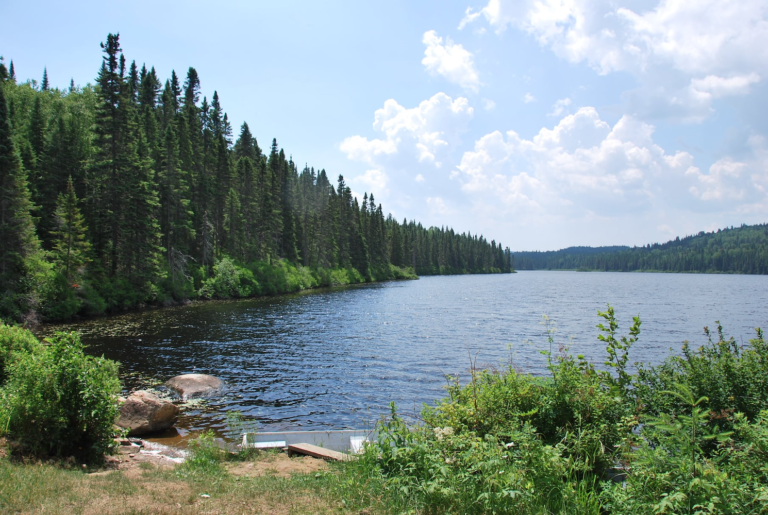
[116, 390, 179, 436]
[165, 374, 224, 401]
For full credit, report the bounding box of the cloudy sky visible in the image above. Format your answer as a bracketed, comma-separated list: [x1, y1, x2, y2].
[2, 0, 768, 250]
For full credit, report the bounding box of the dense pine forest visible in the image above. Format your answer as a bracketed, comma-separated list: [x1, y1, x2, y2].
[0, 35, 511, 323]
[513, 223, 768, 274]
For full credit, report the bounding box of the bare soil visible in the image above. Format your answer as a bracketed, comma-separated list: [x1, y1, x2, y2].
[227, 452, 328, 478]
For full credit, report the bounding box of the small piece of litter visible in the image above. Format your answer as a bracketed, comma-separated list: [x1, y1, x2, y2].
[200, 494, 210, 498]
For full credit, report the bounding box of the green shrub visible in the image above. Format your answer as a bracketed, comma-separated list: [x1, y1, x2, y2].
[199, 257, 259, 299]
[40, 272, 82, 321]
[424, 308, 638, 476]
[365, 404, 601, 514]
[601, 397, 768, 514]
[1, 331, 120, 462]
[0, 323, 41, 385]
[176, 430, 226, 478]
[634, 324, 768, 437]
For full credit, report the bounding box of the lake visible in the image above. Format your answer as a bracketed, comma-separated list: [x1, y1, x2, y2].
[49, 271, 768, 440]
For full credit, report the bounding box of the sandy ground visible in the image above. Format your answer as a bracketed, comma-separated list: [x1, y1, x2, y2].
[226, 452, 327, 478]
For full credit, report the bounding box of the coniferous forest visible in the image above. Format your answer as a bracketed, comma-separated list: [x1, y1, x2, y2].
[513, 223, 768, 274]
[0, 35, 512, 323]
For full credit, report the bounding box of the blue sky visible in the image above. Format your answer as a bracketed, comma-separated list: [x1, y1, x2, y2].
[2, 0, 767, 250]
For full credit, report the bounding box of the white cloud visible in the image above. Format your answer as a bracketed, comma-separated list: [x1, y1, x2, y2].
[427, 196, 454, 215]
[482, 98, 496, 110]
[461, 0, 768, 122]
[690, 73, 761, 99]
[548, 97, 571, 117]
[422, 30, 481, 92]
[415, 174, 426, 183]
[350, 169, 389, 196]
[340, 92, 474, 169]
[455, 107, 768, 219]
[523, 93, 536, 103]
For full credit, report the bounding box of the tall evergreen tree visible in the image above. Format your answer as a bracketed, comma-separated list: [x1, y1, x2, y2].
[0, 86, 42, 318]
[51, 176, 91, 280]
[41, 67, 49, 91]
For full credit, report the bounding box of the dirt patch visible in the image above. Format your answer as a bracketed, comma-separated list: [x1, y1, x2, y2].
[227, 452, 328, 478]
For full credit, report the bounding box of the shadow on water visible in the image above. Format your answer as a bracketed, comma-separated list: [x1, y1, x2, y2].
[43, 272, 768, 443]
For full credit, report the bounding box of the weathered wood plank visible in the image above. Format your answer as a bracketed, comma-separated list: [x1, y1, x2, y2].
[287, 443, 356, 461]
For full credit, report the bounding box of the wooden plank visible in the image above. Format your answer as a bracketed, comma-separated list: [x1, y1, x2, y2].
[287, 443, 356, 462]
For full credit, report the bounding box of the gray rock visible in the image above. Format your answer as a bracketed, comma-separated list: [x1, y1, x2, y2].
[165, 373, 224, 401]
[116, 390, 179, 436]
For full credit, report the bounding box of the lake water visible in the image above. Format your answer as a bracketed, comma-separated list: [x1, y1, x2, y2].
[49, 271, 768, 440]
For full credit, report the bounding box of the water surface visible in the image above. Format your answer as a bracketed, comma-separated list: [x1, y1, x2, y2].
[50, 271, 768, 438]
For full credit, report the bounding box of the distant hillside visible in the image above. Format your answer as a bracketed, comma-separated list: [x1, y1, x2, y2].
[513, 224, 768, 274]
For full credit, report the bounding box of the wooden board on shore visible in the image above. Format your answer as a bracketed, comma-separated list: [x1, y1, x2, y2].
[287, 443, 356, 461]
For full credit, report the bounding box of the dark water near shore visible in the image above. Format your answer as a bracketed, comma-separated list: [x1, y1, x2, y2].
[48, 271, 768, 440]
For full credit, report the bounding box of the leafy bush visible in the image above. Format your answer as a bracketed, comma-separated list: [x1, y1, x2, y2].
[634, 324, 768, 437]
[601, 396, 768, 514]
[365, 404, 601, 514]
[199, 257, 259, 299]
[0, 331, 120, 462]
[424, 308, 638, 475]
[0, 323, 41, 385]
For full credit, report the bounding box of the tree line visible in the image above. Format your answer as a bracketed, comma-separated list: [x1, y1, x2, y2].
[0, 36, 511, 322]
[513, 224, 768, 274]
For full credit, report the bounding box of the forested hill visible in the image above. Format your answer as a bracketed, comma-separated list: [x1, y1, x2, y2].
[0, 35, 511, 323]
[513, 224, 768, 274]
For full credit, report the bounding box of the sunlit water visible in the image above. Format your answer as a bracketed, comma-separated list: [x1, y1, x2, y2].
[47, 271, 768, 441]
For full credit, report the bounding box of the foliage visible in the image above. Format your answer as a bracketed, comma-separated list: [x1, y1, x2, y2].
[634, 324, 768, 437]
[360, 308, 768, 515]
[514, 223, 768, 274]
[362, 404, 601, 514]
[176, 430, 226, 478]
[1, 36, 512, 322]
[0, 322, 40, 384]
[601, 396, 768, 514]
[0, 331, 120, 462]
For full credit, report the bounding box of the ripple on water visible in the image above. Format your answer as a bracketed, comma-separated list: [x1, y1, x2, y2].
[44, 272, 768, 438]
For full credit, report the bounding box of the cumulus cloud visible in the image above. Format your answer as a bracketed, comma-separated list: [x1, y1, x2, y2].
[455, 107, 768, 218]
[340, 92, 474, 169]
[483, 98, 496, 110]
[350, 169, 389, 196]
[422, 30, 481, 92]
[460, 0, 768, 122]
[548, 97, 571, 117]
[690, 73, 762, 99]
[415, 174, 426, 183]
[523, 93, 536, 103]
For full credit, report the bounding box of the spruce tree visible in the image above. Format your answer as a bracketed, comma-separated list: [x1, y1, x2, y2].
[41, 67, 49, 91]
[51, 176, 91, 280]
[0, 86, 42, 319]
[9, 61, 15, 82]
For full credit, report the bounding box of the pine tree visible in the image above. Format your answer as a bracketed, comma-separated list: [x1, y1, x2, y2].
[41, 67, 50, 91]
[9, 61, 15, 82]
[51, 176, 91, 280]
[159, 122, 193, 273]
[0, 86, 42, 318]
[0, 57, 7, 82]
[89, 33, 125, 274]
